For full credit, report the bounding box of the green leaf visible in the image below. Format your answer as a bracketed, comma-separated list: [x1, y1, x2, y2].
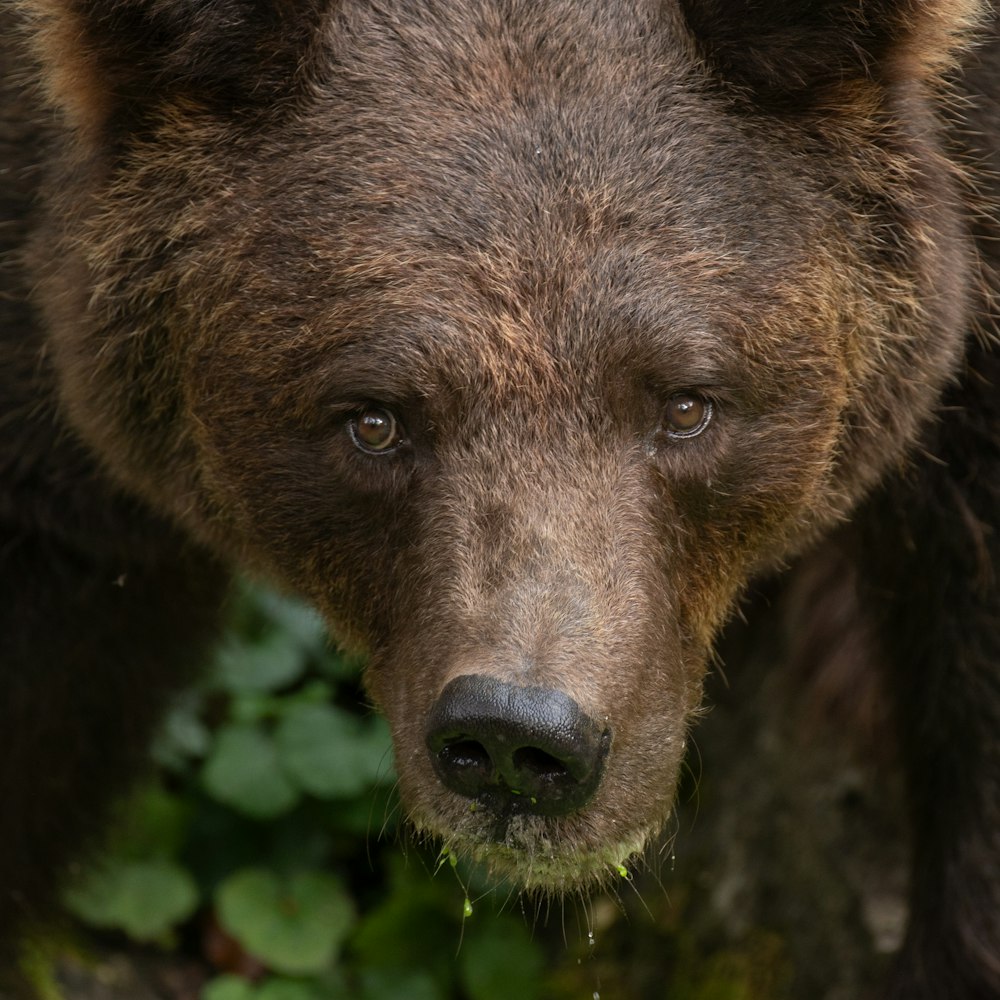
[319, 784, 399, 836]
[288, 680, 335, 706]
[359, 969, 445, 1000]
[108, 785, 191, 860]
[202, 975, 257, 1000]
[64, 859, 198, 942]
[257, 978, 344, 1000]
[216, 869, 354, 975]
[315, 646, 367, 681]
[274, 704, 394, 799]
[215, 633, 308, 694]
[254, 591, 330, 656]
[352, 860, 459, 990]
[460, 916, 545, 1000]
[230, 692, 286, 725]
[202, 724, 300, 819]
[154, 693, 211, 770]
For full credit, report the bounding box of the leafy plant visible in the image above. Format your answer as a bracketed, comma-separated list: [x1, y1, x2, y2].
[59, 582, 554, 999]
[216, 868, 354, 975]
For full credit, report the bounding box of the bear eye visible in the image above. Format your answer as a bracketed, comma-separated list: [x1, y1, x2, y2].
[664, 393, 713, 439]
[349, 406, 403, 453]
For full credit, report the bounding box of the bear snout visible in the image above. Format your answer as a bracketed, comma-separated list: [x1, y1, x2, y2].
[425, 675, 610, 818]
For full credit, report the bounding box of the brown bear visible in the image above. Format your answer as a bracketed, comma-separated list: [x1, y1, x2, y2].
[2, 0, 998, 996]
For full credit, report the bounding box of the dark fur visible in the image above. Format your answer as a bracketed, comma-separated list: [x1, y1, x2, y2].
[2, 0, 998, 995]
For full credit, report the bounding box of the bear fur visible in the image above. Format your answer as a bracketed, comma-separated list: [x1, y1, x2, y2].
[2, 0, 999, 996]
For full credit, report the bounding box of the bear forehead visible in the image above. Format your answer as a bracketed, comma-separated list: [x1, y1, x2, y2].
[211, 193, 837, 422]
[221, 131, 832, 412]
[238, 0, 826, 255]
[166, 0, 849, 418]
[236, 253, 837, 441]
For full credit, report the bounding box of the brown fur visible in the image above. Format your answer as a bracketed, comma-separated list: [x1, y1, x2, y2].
[2, 1, 999, 995]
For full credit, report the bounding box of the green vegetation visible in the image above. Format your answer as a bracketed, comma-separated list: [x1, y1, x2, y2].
[59, 583, 551, 999]
[51, 582, 793, 1000]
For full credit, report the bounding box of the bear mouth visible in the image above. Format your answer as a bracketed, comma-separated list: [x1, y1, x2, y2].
[410, 807, 662, 893]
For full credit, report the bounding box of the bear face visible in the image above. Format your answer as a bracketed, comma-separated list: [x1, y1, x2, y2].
[174, 119, 861, 887]
[18, 0, 980, 894]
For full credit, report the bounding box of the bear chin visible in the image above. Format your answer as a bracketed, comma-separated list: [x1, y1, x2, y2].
[410, 805, 666, 894]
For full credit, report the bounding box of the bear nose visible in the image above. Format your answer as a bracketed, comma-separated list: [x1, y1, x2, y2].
[425, 675, 610, 816]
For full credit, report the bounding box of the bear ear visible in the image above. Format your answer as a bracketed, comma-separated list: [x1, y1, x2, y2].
[20, 0, 332, 136]
[678, 0, 983, 103]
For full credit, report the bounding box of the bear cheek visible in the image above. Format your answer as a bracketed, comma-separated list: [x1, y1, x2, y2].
[185, 421, 418, 651]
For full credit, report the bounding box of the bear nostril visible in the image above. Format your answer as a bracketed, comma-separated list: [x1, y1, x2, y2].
[439, 739, 491, 771]
[425, 675, 610, 817]
[511, 746, 570, 783]
[436, 738, 493, 792]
